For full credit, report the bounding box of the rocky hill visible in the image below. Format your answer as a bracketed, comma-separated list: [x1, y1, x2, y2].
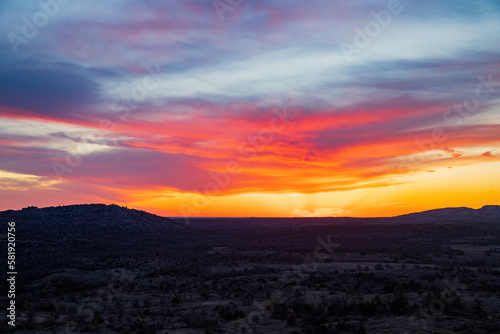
[0, 204, 186, 234]
[394, 205, 500, 223]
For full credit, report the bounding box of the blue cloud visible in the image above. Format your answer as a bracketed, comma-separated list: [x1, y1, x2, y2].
[0, 64, 100, 118]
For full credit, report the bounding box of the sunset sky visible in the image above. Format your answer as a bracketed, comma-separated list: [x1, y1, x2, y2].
[1, 0, 499, 217]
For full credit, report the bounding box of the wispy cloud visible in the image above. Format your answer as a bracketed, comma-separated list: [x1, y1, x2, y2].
[1, 0, 499, 216]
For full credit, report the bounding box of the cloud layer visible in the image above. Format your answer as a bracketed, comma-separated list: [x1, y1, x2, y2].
[1, 0, 499, 216]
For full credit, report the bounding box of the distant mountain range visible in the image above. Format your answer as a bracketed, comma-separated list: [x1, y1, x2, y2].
[0, 204, 186, 234]
[1, 204, 498, 233]
[187, 205, 500, 229]
[393, 205, 500, 223]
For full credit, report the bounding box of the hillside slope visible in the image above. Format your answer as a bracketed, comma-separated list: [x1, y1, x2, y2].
[0, 204, 186, 234]
[394, 205, 500, 223]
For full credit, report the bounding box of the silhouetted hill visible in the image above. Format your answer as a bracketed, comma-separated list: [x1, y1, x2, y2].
[0, 204, 186, 234]
[393, 205, 500, 223]
[186, 205, 500, 228]
[2, 204, 498, 234]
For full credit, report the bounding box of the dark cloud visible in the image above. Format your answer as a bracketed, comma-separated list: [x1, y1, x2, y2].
[69, 149, 233, 192]
[0, 144, 62, 176]
[0, 65, 99, 119]
[442, 148, 463, 158]
[0, 143, 234, 192]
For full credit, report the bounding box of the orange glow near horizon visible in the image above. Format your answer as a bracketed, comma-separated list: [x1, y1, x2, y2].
[127, 160, 500, 218]
[1, 0, 500, 217]
[1, 101, 500, 218]
[2, 157, 498, 218]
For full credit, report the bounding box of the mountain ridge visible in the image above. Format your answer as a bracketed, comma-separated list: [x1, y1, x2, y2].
[0, 203, 187, 233]
[394, 205, 500, 221]
[2, 204, 499, 231]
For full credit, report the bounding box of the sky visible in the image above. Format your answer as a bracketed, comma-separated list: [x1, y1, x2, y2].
[0, 0, 499, 218]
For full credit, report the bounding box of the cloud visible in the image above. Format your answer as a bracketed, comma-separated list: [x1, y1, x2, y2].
[0, 65, 100, 121]
[372, 202, 407, 209]
[481, 151, 494, 158]
[292, 208, 348, 217]
[442, 148, 463, 158]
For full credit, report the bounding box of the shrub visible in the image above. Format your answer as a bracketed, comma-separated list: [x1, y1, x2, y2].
[390, 293, 408, 315]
